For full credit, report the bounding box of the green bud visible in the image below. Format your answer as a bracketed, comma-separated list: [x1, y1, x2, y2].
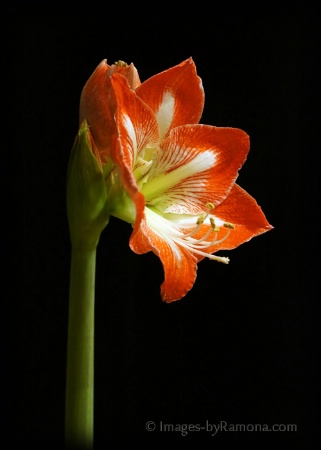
[67, 120, 109, 249]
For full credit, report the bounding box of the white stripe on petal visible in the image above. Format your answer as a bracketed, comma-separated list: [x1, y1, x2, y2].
[145, 207, 229, 264]
[156, 91, 175, 139]
[142, 150, 216, 202]
[121, 113, 137, 162]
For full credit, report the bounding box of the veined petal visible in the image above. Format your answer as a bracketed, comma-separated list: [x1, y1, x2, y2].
[106, 61, 141, 90]
[129, 209, 198, 303]
[188, 183, 273, 261]
[210, 183, 273, 248]
[136, 58, 204, 139]
[108, 73, 159, 229]
[79, 60, 114, 163]
[142, 124, 250, 214]
[110, 73, 160, 171]
[79, 59, 141, 164]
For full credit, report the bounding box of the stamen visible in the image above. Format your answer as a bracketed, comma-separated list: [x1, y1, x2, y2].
[223, 222, 235, 229]
[189, 228, 231, 248]
[183, 212, 206, 238]
[187, 226, 215, 245]
[205, 202, 215, 211]
[145, 206, 235, 265]
[196, 213, 207, 225]
[172, 237, 230, 264]
[210, 217, 220, 232]
[185, 203, 215, 238]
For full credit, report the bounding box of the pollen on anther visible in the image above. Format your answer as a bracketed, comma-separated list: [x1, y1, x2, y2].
[197, 213, 206, 225]
[210, 217, 220, 232]
[205, 202, 215, 211]
[223, 222, 235, 229]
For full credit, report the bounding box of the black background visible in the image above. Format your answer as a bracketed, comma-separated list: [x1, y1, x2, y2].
[5, 2, 319, 448]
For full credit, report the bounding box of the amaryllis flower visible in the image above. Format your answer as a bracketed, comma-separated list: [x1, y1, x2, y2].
[79, 58, 273, 302]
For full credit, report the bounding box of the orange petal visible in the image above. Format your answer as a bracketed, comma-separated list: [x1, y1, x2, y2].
[107, 61, 141, 90]
[108, 73, 159, 227]
[191, 183, 273, 260]
[136, 58, 204, 139]
[144, 124, 250, 214]
[79, 60, 116, 164]
[109, 73, 160, 168]
[111, 74, 159, 183]
[130, 215, 198, 303]
[79, 59, 141, 164]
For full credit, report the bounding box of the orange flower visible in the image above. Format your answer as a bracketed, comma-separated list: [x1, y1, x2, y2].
[79, 58, 273, 302]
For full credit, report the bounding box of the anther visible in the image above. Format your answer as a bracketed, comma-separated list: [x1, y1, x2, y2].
[196, 213, 207, 225]
[145, 208, 233, 265]
[210, 217, 220, 232]
[223, 222, 235, 229]
[205, 202, 215, 211]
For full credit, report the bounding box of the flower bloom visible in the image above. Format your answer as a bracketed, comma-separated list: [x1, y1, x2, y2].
[78, 58, 273, 302]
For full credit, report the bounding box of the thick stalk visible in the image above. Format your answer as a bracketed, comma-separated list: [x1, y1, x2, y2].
[65, 247, 96, 449]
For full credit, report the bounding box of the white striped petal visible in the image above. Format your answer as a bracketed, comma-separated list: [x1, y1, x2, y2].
[141, 150, 216, 213]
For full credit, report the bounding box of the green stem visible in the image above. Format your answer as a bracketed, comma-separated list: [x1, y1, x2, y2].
[65, 247, 96, 449]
